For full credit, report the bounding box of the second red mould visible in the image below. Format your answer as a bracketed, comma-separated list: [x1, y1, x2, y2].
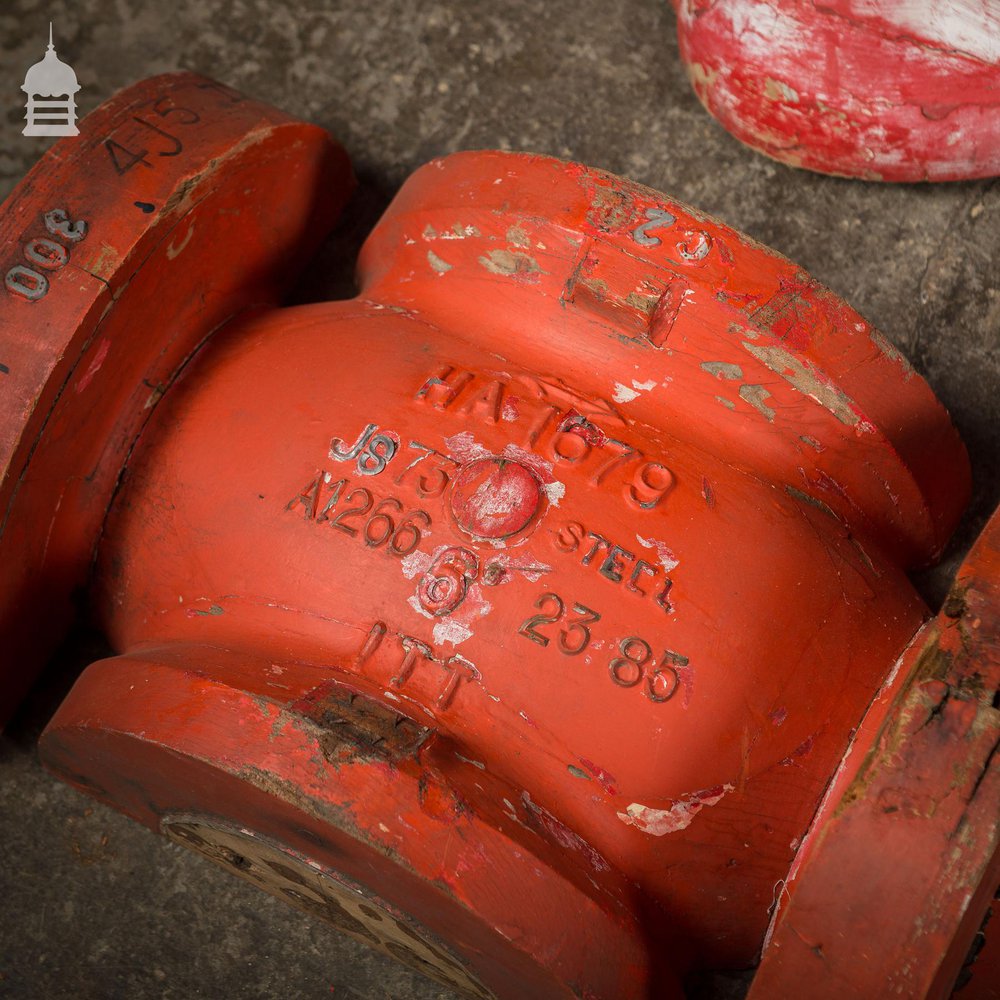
[671, 0, 1000, 181]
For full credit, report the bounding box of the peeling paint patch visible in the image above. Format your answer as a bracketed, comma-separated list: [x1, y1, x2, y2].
[444, 223, 480, 240]
[869, 328, 915, 378]
[613, 378, 658, 403]
[497, 448, 554, 492]
[780, 736, 815, 766]
[189, 604, 224, 617]
[89, 242, 121, 280]
[567, 765, 590, 780]
[422, 222, 480, 241]
[739, 383, 775, 421]
[617, 784, 734, 836]
[688, 60, 719, 90]
[715, 395, 736, 410]
[541, 480, 565, 507]
[701, 361, 743, 380]
[427, 250, 452, 273]
[763, 77, 799, 102]
[742, 341, 867, 428]
[400, 549, 434, 580]
[560, 411, 608, 447]
[407, 594, 435, 620]
[636, 534, 679, 573]
[624, 289, 659, 313]
[166, 222, 195, 260]
[143, 382, 165, 409]
[433, 619, 474, 647]
[675, 659, 695, 708]
[478, 249, 542, 278]
[506, 224, 530, 247]
[701, 477, 715, 508]
[444, 431, 492, 465]
[785, 485, 838, 519]
[613, 382, 639, 403]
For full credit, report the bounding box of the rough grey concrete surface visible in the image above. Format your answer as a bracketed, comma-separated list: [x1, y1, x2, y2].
[0, 1, 997, 998]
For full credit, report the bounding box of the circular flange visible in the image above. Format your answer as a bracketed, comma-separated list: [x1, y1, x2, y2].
[0, 72, 352, 724]
[39, 647, 657, 999]
[164, 817, 494, 1000]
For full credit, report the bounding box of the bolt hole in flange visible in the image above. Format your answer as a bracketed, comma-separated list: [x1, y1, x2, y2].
[163, 817, 494, 1000]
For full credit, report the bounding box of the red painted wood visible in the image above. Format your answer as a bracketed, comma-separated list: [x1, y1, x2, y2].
[34, 148, 981, 996]
[0, 73, 352, 724]
[672, 0, 1000, 181]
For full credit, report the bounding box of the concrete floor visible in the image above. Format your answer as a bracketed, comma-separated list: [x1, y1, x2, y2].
[0, 1, 997, 997]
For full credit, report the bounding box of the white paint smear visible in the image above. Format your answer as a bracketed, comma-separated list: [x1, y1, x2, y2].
[542, 481, 565, 507]
[406, 594, 434, 620]
[400, 549, 433, 580]
[444, 431, 490, 463]
[636, 533, 680, 573]
[617, 784, 733, 836]
[613, 382, 640, 403]
[433, 619, 474, 647]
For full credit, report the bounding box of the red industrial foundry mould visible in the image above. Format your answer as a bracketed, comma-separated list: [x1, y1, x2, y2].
[671, 0, 1000, 181]
[1, 76, 998, 998]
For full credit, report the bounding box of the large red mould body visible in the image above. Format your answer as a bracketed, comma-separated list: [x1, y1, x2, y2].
[40, 150, 973, 995]
[672, 0, 1000, 181]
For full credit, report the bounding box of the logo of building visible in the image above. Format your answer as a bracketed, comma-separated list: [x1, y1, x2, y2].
[21, 24, 80, 137]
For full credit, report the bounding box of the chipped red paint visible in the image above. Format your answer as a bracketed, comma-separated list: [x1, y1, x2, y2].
[617, 784, 734, 836]
[0, 72, 352, 724]
[672, 0, 1000, 181]
[750, 504, 1000, 999]
[450, 457, 543, 539]
[560, 410, 610, 448]
[0, 93, 989, 995]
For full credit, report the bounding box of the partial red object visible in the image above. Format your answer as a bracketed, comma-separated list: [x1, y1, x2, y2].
[750, 504, 1000, 998]
[672, 0, 1000, 181]
[958, 887, 1000, 1000]
[0, 72, 352, 725]
[3, 78, 994, 996]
